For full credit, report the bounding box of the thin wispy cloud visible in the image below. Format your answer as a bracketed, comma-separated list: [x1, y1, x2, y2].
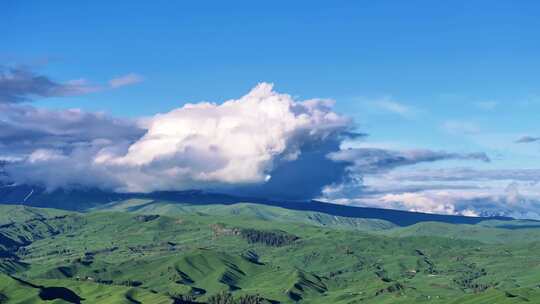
[0, 67, 100, 103]
[373, 98, 417, 118]
[328, 148, 490, 174]
[383, 167, 540, 183]
[109, 73, 144, 88]
[0, 66, 145, 104]
[515, 135, 540, 143]
[362, 97, 421, 119]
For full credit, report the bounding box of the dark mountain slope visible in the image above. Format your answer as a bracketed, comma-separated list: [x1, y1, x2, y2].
[0, 185, 512, 226]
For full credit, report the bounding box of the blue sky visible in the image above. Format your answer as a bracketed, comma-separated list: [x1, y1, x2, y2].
[4, 1, 540, 149]
[2, 1, 540, 217]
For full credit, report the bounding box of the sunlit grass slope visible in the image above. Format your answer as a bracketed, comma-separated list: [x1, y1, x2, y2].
[1, 204, 540, 303]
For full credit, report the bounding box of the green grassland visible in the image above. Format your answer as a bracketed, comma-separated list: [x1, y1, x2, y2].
[1, 203, 540, 303]
[92, 199, 398, 231]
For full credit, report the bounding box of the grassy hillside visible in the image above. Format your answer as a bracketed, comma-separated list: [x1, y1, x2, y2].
[0, 205, 71, 225]
[1, 185, 511, 226]
[1, 205, 540, 303]
[0, 274, 172, 304]
[93, 199, 397, 231]
[383, 220, 540, 243]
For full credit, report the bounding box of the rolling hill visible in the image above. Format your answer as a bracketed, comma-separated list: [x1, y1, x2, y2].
[0, 203, 540, 303]
[0, 184, 512, 226]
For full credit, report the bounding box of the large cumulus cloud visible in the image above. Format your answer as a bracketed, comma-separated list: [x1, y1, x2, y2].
[5, 77, 528, 217]
[2, 83, 355, 196]
[93, 83, 353, 193]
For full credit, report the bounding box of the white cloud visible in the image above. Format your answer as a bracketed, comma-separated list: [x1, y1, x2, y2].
[5, 77, 539, 218]
[378, 192, 457, 215]
[108, 73, 144, 88]
[28, 149, 65, 163]
[326, 185, 540, 219]
[374, 98, 416, 118]
[5, 83, 351, 193]
[61, 78, 102, 94]
[321, 164, 540, 219]
[98, 82, 349, 191]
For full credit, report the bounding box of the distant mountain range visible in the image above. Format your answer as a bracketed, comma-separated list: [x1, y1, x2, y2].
[0, 184, 512, 226]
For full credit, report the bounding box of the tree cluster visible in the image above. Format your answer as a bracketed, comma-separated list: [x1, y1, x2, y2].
[239, 228, 299, 247]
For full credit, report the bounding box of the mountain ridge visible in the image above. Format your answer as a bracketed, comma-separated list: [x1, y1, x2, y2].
[0, 184, 512, 226]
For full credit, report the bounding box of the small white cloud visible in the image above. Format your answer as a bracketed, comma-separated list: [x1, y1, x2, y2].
[379, 192, 457, 215]
[374, 98, 416, 118]
[109, 73, 144, 88]
[28, 149, 65, 163]
[461, 209, 479, 217]
[0, 155, 23, 162]
[61, 78, 102, 95]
